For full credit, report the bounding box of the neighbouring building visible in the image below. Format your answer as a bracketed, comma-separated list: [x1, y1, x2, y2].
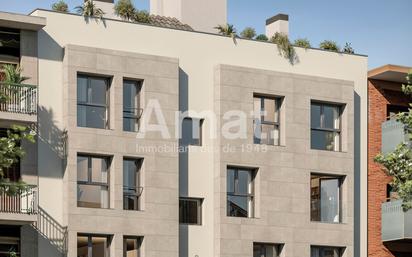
[368, 64, 412, 257]
[0, 0, 368, 257]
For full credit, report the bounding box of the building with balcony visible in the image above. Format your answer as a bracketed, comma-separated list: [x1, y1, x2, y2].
[1, 0, 368, 256]
[368, 64, 412, 257]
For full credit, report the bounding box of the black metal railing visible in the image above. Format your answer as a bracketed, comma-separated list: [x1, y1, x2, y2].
[36, 207, 68, 254]
[0, 82, 37, 115]
[0, 184, 37, 214]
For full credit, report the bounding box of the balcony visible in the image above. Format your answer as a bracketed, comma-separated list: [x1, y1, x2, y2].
[0, 82, 37, 123]
[0, 184, 38, 223]
[381, 119, 408, 154]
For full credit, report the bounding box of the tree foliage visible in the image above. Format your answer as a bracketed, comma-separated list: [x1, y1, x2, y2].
[2, 64, 29, 85]
[215, 24, 237, 38]
[240, 27, 256, 39]
[255, 34, 268, 41]
[319, 40, 340, 52]
[133, 10, 150, 23]
[375, 72, 412, 210]
[52, 0, 69, 13]
[75, 0, 105, 18]
[343, 42, 355, 54]
[114, 0, 135, 21]
[270, 32, 297, 64]
[294, 38, 311, 49]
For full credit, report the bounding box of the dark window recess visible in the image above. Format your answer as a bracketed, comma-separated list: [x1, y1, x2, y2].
[0, 28, 20, 59]
[77, 234, 111, 257]
[311, 174, 343, 223]
[181, 118, 203, 146]
[123, 80, 143, 132]
[311, 246, 344, 257]
[227, 167, 255, 218]
[253, 243, 283, 257]
[179, 198, 202, 225]
[387, 105, 409, 120]
[77, 75, 110, 129]
[123, 236, 142, 257]
[311, 102, 342, 151]
[123, 159, 143, 211]
[253, 95, 281, 145]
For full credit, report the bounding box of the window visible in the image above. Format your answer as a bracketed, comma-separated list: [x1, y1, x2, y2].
[227, 167, 255, 218]
[77, 234, 111, 257]
[181, 118, 203, 146]
[311, 246, 344, 257]
[123, 159, 143, 211]
[77, 155, 110, 209]
[123, 237, 142, 257]
[253, 243, 283, 257]
[254, 95, 281, 145]
[123, 80, 143, 132]
[77, 75, 110, 129]
[311, 174, 342, 223]
[179, 198, 202, 225]
[311, 102, 341, 151]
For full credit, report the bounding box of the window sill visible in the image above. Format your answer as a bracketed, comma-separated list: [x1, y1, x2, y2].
[310, 221, 346, 225]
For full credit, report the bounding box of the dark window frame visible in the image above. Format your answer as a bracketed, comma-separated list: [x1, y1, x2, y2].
[310, 245, 344, 257]
[77, 234, 111, 257]
[77, 154, 111, 209]
[227, 167, 256, 218]
[253, 242, 283, 257]
[123, 158, 143, 211]
[310, 102, 342, 151]
[179, 197, 203, 225]
[181, 117, 204, 146]
[123, 79, 143, 132]
[253, 95, 282, 146]
[123, 236, 143, 257]
[77, 74, 111, 129]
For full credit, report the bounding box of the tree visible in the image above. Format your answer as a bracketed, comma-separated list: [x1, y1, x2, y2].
[375, 72, 412, 210]
[215, 24, 237, 38]
[271, 32, 297, 64]
[0, 64, 29, 104]
[75, 0, 105, 19]
[294, 38, 311, 49]
[240, 27, 256, 39]
[255, 34, 268, 41]
[52, 0, 69, 13]
[343, 42, 355, 54]
[133, 10, 150, 24]
[114, 0, 135, 21]
[319, 40, 340, 52]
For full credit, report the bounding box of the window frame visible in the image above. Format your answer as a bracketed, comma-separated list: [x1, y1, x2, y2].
[310, 102, 342, 151]
[179, 197, 203, 225]
[123, 158, 143, 211]
[77, 155, 111, 209]
[77, 234, 111, 257]
[123, 79, 143, 132]
[253, 95, 282, 146]
[181, 117, 204, 146]
[226, 167, 255, 218]
[77, 74, 111, 129]
[310, 245, 344, 257]
[253, 242, 283, 257]
[123, 236, 143, 257]
[310, 174, 343, 224]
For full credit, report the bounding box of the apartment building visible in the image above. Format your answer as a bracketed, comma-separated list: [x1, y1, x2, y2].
[368, 65, 412, 257]
[0, 0, 368, 257]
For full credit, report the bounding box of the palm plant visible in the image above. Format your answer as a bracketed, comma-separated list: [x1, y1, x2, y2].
[51, 0, 69, 13]
[133, 10, 150, 24]
[2, 64, 29, 84]
[240, 27, 256, 39]
[271, 32, 297, 64]
[215, 24, 237, 38]
[255, 34, 268, 41]
[75, 0, 105, 19]
[114, 0, 135, 21]
[319, 40, 340, 52]
[294, 38, 311, 49]
[343, 42, 355, 54]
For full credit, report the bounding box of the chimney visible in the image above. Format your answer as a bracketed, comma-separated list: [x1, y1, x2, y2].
[89, 0, 117, 19]
[265, 14, 289, 39]
[150, 0, 227, 33]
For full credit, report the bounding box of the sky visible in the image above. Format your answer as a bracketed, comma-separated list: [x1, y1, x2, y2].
[0, 0, 410, 69]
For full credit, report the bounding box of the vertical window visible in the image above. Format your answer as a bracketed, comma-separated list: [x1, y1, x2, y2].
[77, 234, 111, 257]
[227, 167, 255, 218]
[253, 243, 283, 257]
[311, 102, 341, 151]
[179, 198, 202, 225]
[253, 95, 281, 145]
[123, 80, 142, 132]
[77, 155, 110, 209]
[311, 246, 344, 257]
[123, 159, 143, 211]
[311, 174, 343, 223]
[123, 237, 142, 257]
[181, 118, 203, 146]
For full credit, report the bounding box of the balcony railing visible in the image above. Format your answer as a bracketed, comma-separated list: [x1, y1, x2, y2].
[0, 82, 37, 115]
[0, 184, 38, 215]
[382, 200, 412, 242]
[381, 119, 409, 154]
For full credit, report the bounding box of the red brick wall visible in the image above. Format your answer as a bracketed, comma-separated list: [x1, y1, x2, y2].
[368, 79, 409, 257]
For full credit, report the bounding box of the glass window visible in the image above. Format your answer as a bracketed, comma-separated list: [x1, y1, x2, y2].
[123, 80, 143, 132]
[179, 198, 202, 225]
[123, 237, 142, 257]
[227, 167, 255, 218]
[123, 159, 143, 211]
[254, 95, 281, 145]
[77, 75, 110, 129]
[77, 234, 111, 257]
[311, 246, 343, 257]
[77, 155, 110, 209]
[311, 174, 342, 223]
[181, 118, 203, 146]
[311, 102, 341, 151]
[253, 243, 282, 257]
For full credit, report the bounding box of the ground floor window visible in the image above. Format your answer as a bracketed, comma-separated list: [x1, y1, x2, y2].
[123, 237, 142, 257]
[311, 246, 344, 257]
[253, 243, 282, 257]
[77, 234, 111, 257]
